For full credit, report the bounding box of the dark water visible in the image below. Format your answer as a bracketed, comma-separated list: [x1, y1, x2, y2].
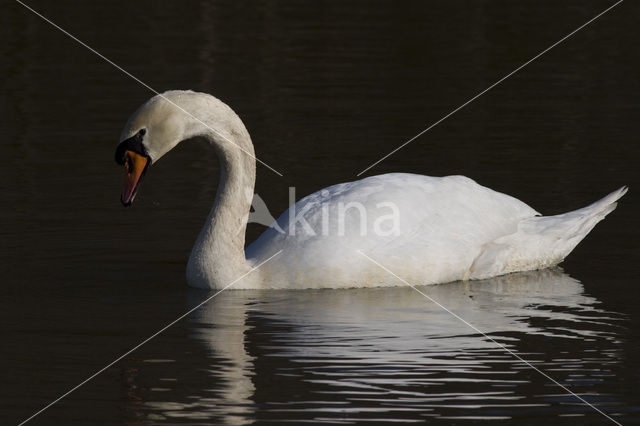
[2, 0, 639, 424]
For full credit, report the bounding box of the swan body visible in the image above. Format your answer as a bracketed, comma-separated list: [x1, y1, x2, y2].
[116, 90, 627, 290]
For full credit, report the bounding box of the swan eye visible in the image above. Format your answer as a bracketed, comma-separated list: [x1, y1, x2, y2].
[115, 129, 149, 165]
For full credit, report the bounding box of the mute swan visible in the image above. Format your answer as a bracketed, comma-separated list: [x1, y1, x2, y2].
[115, 90, 627, 289]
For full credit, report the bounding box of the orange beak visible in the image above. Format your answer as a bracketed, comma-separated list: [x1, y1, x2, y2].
[121, 150, 150, 206]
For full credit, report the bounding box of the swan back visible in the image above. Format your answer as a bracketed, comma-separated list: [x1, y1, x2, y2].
[246, 174, 540, 289]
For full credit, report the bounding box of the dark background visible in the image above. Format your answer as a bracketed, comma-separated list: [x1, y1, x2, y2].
[1, 0, 638, 424]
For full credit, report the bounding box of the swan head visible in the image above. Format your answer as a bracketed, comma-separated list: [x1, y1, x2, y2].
[115, 91, 192, 206]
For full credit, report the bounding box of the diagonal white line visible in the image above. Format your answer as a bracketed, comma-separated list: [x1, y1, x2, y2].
[17, 250, 282, 426]
[357, 0, 623, 176]
[356, 250, 623, 426]
[15, 0, 284, 177]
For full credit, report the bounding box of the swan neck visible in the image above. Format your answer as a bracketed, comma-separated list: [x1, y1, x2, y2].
[186, 104, 256, 288]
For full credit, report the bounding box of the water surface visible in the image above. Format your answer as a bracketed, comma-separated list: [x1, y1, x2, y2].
[1, 0, 639, 424]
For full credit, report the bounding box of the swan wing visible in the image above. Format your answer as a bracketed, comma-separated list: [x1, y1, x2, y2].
[246, 173, 539, 288]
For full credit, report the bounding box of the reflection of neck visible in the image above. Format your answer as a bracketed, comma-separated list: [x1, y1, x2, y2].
[184, 95, 257, 289]
[193, 291, 255, 424]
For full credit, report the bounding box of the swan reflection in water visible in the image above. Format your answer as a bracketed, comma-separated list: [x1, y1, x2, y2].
[132, 269, 626, 424]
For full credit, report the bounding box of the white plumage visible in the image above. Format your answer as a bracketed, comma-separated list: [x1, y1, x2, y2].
[246, 174, 626, 288]
[116, 91, 627, 289]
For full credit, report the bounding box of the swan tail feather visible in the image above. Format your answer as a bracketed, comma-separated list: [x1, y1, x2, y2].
[468, 186, 628, 279]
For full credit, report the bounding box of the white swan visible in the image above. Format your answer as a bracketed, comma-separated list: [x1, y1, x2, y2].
[115, 90, 627, 290]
